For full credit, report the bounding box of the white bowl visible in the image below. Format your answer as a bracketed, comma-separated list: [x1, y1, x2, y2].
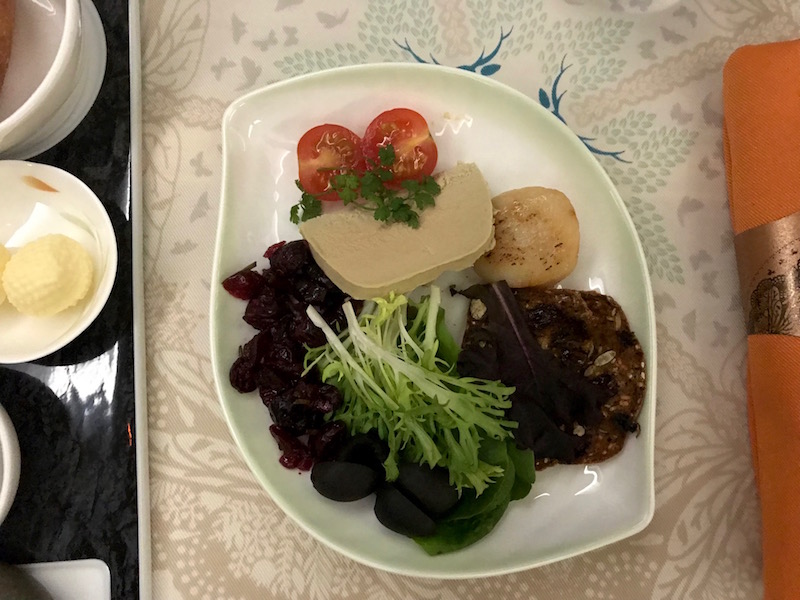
[0, 0, 107, 159]
[0, 403, 20, 525]
[0, 161, 118, 364]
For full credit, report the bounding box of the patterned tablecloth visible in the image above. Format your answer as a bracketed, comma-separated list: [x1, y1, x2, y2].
[141, 1, 799, 598]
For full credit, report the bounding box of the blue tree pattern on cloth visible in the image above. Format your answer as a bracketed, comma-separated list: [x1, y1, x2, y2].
[538, 56, 629, 163]
[394, 28, 511, 76]
[395, 32, 628, 162]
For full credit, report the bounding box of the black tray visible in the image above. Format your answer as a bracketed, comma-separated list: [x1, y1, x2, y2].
[0, 1, 146, 599]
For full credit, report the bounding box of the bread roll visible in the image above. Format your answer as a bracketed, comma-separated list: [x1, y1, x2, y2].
[0, 0, 14, 94]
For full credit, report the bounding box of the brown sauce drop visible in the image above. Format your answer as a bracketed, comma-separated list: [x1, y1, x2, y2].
[22, 175, 59, 193]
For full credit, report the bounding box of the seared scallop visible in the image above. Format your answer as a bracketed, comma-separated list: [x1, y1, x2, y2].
[474, 187, 579, 288]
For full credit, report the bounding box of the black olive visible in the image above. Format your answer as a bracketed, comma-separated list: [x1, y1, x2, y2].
[336, 433, 389, 476]
[396, 463, 459, 516]
[374, 485, 436, 537]
[311, 461, 380, 502]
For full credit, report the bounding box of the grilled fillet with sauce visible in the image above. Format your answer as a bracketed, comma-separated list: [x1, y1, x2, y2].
[460, 285, 646, 470]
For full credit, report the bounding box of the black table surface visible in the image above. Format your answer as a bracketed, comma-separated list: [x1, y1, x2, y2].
[0, 1, 140, 599]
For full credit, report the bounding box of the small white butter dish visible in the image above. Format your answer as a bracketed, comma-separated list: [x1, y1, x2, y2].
[0, 161, 117, 364]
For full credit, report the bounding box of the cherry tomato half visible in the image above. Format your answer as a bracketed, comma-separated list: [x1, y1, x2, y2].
[361, 108, 438, 183]
[297, 124, 365, 201]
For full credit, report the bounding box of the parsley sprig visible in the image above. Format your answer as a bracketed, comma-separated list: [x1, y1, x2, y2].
[289, 145, 441, 229]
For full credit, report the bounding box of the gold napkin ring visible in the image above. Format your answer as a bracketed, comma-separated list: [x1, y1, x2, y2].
[734, 210, 800, 336]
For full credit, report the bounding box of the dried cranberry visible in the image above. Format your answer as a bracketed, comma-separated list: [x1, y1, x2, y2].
[267, 389, 295, 430]
[258, 367, 290, 406]
[323, 304, 348, 333]
[265, 318, 291, 345]
[268, 381, 338, 435]
[308, 421, 348, 460]
[268, 387, 322, 434]
[264, 241, 286, 259]
[291, 381, 341, 414]
[269, 425, 313, 470]
[241, 331, 271, 366]
[303, 261, 334, 288]
[259, 387, 278, 406]
[261, 268, 293, 293]
[307, 383, 342, 414]
[243, 289, 282, 330]
[222, 267, 266, 300]
[229, 355, 258, 393]
[291, 313, 327, 347]
[267, 342, 304, 378]
[287, 450, 314, 471]
[294, 277, 328, 306]
[294, 407, 322, 435]
[289, 383, 326, 424]
[269, 240, 311, 276]
[291, 380, 317, 400]
[283, 293, 305, 317]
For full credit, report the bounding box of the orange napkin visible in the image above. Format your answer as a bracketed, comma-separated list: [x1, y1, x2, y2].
[723, 39, 800, 599]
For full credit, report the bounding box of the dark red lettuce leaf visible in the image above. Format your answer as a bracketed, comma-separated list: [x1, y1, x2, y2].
[457, 281, 605, 463]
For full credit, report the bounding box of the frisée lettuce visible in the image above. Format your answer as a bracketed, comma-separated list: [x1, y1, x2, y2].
[304, 285, 517, 495]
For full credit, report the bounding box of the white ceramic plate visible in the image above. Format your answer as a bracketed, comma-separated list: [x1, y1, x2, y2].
[210, 64, 656, 578]
[0, 161, 118, 364]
